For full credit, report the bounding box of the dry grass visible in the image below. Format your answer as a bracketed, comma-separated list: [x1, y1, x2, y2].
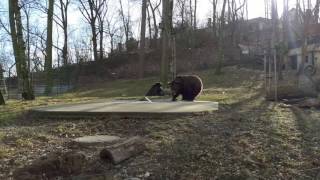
[1, 66, 320, 179]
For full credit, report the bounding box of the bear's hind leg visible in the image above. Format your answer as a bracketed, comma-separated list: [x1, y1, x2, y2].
[182, 95, 195, 101]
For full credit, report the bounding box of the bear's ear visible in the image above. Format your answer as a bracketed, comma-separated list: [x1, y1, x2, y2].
[173, 77, 183, 84]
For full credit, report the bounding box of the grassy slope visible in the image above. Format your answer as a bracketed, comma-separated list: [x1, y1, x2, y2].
[1, 66, 320, 179]
[0, 66, 261, 126]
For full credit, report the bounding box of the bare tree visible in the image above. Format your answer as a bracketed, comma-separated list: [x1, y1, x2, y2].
[56, 0, 71, 65]
[149, 0, 161, 46]
[139, 0, 147, 78]
[189, 0, 193, 27]
[176, 0, 187, 27]
[146, 4, 152, 44]
[106, 15, 120, 54]
[279, 0, 289, 80]
[0, 64, 5, 105]
[8, 0, 34, 100]
[119, 0, 132, 49]
[194, 0, 197, 29]
[314, 0, 320, 23]
[44, 0, 55, 95]
[160, 0, 173, 85]
[78, 0, 99, 61]
[211, 0, 218, 36]
[270, 0, 279, 100]
[215, 0, 227, 74]
[21, 1, 33, 74]
[228, 0, 247, 45]
[96, 0, 108, 60]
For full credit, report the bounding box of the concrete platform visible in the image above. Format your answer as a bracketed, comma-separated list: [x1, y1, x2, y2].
[30, 100, 219, 119]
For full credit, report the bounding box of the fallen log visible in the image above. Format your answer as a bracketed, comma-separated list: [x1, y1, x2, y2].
[296, 98, 320, 108]
[265, 86, 317, 101]
[100, 136, 146, 164]
[283, 98, 320, 108]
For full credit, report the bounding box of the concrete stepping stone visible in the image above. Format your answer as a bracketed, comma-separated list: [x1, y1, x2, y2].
[72, 135, 121, 147]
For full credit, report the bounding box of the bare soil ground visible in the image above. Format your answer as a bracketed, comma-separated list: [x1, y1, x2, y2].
[1, 67, 320, 179]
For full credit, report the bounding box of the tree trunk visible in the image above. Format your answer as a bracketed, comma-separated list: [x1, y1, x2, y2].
[8, 0, 21, 79]
[62, 29, 68, 65]
[99, 21, 104, 60]
[160, 0, 173, 86]
[280, 0, 289, 80]
[149, 0, 159, 47]
[119, 0, 130, 47]
[45, 0, 54, 95]
[215, 0, 227, 74]
[139, 0, 147, 78]
[60, 0, 69, 65]
[24, 8, 31, 75]
[0, 91, 4, 105]
[110, 34, 114, 54]
[212, 0, 217, 37]
[315, 0, 320, 23]
[9, 0, 34, 100]
[189, 0, 193, 27]
[194, 0, 197, 29]
[181, 2, 185, 27]
[78, 0, 100, 61]
[91, 19, 98, 61]
[147, 5, 152, 48]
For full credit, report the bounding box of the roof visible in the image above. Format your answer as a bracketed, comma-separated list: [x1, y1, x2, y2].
[288, 24, 320, 49]
[306, 24, 320, 37]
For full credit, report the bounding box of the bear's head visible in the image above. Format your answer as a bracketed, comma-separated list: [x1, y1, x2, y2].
[146, 82, 165, 96]
[169, 77, 184, 97]
[153, 82, 165, 96]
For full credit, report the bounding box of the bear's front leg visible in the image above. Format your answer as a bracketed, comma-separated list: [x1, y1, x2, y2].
[172, 94, 179, 101]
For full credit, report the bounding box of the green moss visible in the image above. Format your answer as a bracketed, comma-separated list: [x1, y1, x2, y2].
[0, 146, 10, 159]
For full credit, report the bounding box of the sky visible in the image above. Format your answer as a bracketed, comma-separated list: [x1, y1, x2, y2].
[61, 0, 272, 54]
[197, 0, 265, 19]
[0, 0, 316, 73]
[67, 0, 275, 28]
[195, 0, 316, 20]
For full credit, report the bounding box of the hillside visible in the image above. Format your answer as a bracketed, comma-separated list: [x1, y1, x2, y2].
[1, 66, 320, 179]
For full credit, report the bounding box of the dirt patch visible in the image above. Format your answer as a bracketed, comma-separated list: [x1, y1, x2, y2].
[1, 68, 320, 179]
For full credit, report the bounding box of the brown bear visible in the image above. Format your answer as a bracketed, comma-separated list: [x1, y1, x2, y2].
[169, 75, 203, 101]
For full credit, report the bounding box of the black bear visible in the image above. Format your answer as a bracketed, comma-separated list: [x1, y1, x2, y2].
[145, 82, 165, 96]
[169, 75, 203, 101]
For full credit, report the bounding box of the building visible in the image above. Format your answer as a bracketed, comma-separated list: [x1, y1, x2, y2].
[287, 24, 320, 74]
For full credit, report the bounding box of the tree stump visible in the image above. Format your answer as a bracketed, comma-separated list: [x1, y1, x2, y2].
[13, 151, 87, 180]
[100, 136, 146, 164]
[0, 91, 5, 105]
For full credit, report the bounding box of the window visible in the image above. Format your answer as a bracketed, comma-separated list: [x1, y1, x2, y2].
[290, 55, 298, 70]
